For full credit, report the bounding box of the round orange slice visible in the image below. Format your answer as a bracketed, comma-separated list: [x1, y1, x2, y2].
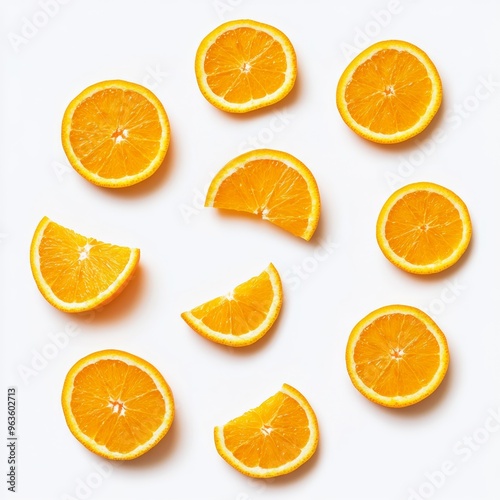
[376, 182, 472, 274]
[30, 216, 140, 312]
[205, 149, 320, 241]
[195, 19, 297, 113]
[346, 305, 449, 408]
[214, 383, 319, 477]
[62, 80, 170, 187]
[181, 263, 282, 347]
[336, 40, 442, 143]
[61, 350, 174, 460]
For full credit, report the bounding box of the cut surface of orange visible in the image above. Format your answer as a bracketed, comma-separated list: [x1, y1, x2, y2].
[205, 149, 320, 240]
[376, 182, 472, 274]
[346, 305, 449, 408]
[30, 217, 140, 313]
[62, 80, 170, 187]
[181, 263, 282, 347]
[61, 350, 174, 460]
[195, 19, 297, 113]
[214, 383, 319, 477]
[336, 40, 442, 143]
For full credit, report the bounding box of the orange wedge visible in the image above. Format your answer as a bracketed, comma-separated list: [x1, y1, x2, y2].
[181, 263, 282, 347]
[214, 383, 319, 477]
[336, 40, 442, 143]
[346, 305, 449, 408]
[62, 80, 170, 187]
[195, 19, 297, 113]
[61, 350, 174, 460]
[30, 217, 139, 313]
[205, 149, 320, 240]
[376, 182, 472, 274]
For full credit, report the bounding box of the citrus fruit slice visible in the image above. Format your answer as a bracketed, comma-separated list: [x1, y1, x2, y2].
[205, 149, 320, 240]
[61, 349, 174, 460]
[30, 216, 140, 312]
[181, 263, 282, 347]
[195, 19, 297, 113]
[62, 80, 170, 187]
[346, 305, 449, 408]
[336, 40, 442, 143]
[376, 182, 472, 274]
[214, 383, 319, 477]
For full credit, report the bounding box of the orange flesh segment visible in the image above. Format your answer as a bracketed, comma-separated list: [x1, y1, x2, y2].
[38, 221, 132, 303]
[212, 159, 312, 238]
[384, 191, 464, 266]
[189, 270, 274, 336]
[70, 359, 166, 454]
[345, 49, 433, 134]
[222, 391, 311, 469]
[204, 27, 287, 104]
[353, 313, 440, 398]
[69, 88, 163, 179]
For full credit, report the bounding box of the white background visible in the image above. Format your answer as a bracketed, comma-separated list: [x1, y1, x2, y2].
[1, 1, 500, 499]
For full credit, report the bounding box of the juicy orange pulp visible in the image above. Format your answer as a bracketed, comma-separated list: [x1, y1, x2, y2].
[62, 350, 174, 460]
[214, 384, 319, 477]
[383, 190, 464, 266]
[376, 182, 472, 274]
[345, 48, 434, 135]
[30, 217, 139, 312]
[181, 263, 282, 347]
[353, 312, 441, 398]
[68, 88, 164, 179]
[71, 358, 167, 455]
[204, 27, 289, 104]
[187, 269, 276, 333]
[38, 220, 133, 304]
[222, 390, 312, 468]
[206, 151, 320, 241]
